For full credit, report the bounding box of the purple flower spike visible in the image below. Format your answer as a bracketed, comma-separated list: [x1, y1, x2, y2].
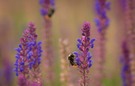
[94, 0, 110, 32]
[15, 23, 39, 75]
[73, 22, 95, 86]
[14, 23, 42, 86]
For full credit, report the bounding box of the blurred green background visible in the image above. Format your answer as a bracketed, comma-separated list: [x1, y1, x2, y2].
[0, 0, 125, 86]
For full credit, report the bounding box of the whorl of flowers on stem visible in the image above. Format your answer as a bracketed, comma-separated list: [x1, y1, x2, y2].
[14, 23, 42, 86]
[94, 0, 110, 32]
[73, 22, 95, 86]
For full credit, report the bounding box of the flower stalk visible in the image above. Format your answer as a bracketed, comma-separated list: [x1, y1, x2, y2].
[39, 0, 55, 85]
[73, 22, 95, 86]
[93, 0, 110, 85]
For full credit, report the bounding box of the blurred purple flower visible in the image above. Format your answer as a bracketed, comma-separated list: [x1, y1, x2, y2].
[74, 22, 95, 86]
[94, 0, 110, 32]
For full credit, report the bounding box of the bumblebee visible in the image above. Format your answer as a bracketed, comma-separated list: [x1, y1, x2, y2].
[48, 8, 55, 17]
[44, 8, 55, 20]
[68, 53, 77, 67]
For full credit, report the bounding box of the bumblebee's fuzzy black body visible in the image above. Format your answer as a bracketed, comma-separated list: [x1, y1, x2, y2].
[68, 54, 77, 66]
[48, 8, 55, 18]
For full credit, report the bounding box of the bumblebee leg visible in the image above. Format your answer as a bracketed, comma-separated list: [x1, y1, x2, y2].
[72, 64, 77, 68]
